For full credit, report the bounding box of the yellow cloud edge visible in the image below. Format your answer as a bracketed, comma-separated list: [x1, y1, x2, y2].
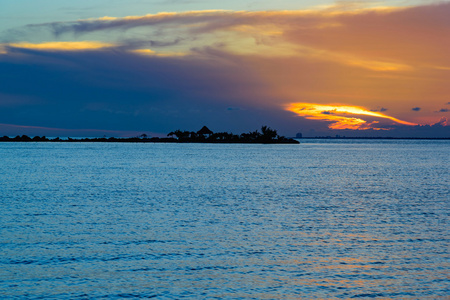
[0, 42, 189, 58]
[1, 41, 116, 52]
[1, 8, 416, 73]
[84, 4, 407, 23]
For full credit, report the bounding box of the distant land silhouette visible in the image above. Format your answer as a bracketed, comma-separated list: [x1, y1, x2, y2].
[0, 126, 300, 144]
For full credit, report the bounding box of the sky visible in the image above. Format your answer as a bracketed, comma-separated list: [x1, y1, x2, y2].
[0, 0, 449, 137]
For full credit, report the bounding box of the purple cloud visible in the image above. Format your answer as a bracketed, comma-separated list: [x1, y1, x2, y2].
[371, 107, 388, 112]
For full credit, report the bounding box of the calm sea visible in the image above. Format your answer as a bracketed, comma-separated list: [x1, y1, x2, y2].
[0, 140, 448, 299]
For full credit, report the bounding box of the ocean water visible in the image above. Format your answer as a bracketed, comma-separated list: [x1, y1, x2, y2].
[0, 140, 448, 299]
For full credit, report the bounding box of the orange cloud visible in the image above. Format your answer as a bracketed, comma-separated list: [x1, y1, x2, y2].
[286, 103, 417, 130]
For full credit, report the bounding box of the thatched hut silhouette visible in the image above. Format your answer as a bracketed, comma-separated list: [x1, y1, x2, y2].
[197, 126, 213, 138]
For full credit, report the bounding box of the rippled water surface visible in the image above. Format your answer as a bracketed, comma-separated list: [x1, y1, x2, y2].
[0, 140, 449, 299]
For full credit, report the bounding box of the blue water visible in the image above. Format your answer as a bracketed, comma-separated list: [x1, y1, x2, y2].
[0, 140, 448, 299]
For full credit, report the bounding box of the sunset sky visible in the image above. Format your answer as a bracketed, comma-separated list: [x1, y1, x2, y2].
[1, 0, 449, 137]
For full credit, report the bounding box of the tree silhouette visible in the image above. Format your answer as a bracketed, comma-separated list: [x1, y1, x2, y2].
[260, 126, 278, 142]
[168, 130, 190, 140]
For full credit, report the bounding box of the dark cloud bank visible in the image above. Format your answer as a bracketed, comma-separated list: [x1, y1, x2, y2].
[1, 49, 449, 138]
[0, 47, 323, 136]
[1, 3, 450, 138]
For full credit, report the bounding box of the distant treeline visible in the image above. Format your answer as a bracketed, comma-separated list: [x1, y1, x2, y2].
[300, 136, 450, 140]
[167, 126, 299, 144]
[0, 135, 176, 143]
[0, 126, 300, 144]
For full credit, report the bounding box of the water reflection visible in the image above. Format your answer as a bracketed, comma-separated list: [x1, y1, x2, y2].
[0, 140, 448, 298]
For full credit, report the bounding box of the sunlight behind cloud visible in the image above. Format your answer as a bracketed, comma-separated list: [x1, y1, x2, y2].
[0, 2, 449, 136]
[286, 103, 417, 130]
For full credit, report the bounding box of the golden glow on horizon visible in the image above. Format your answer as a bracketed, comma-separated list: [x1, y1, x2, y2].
[286, 103, 417, 130]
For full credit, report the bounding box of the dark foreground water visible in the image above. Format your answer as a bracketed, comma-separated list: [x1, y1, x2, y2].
[0, 140, 448, 299]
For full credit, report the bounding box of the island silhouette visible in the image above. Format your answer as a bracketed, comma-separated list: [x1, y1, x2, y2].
[0, 126, 299, 144]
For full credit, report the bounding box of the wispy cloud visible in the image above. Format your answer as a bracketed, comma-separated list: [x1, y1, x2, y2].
[1, 2, 449, 136]
[2, 3, 448, 71]
[3, 3, 448, 71]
